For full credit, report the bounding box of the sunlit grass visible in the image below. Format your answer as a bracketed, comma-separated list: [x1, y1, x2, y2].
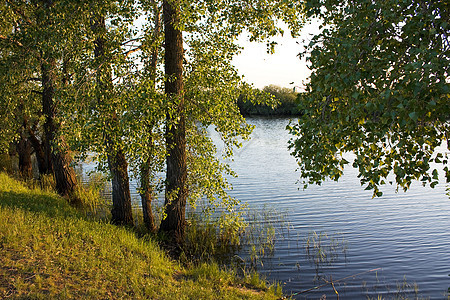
[0, 172, 282, 299]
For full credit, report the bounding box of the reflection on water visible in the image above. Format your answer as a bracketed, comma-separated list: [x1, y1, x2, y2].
[79, 117, 450, 299]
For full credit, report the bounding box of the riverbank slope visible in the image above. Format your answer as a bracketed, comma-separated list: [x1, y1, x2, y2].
[0, 173, 281, 299]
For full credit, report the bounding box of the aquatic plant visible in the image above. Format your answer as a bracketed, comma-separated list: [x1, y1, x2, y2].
[363, 273, 427, 300]
[304, 231, 348, 278]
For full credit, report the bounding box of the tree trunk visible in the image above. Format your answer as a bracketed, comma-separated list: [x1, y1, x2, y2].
[159, 0, 187, 244]
[51, 140, 80, 205]
[27, 126, 51, 175]
[140, 160, 156, 232]
[16, 132, 33, 180]
[109, 149, 133, 225]
[34, 0, 80, 205]
[92, 16, 133, 226]
[139, 2, 161, 233]
[41, 55, 81, 206]
[16, 110, 33, 180]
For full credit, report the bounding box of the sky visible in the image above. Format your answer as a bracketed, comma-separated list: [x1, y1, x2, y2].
[232, 21, 321, 90]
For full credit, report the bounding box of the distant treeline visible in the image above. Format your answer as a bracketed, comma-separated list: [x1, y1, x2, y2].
[237, 85, 302, 116]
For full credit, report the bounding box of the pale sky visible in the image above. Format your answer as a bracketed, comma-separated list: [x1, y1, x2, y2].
[233, 21, 321, 90]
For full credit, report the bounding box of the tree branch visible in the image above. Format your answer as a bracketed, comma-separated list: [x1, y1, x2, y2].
[0, 34, 23, 47]
[121, 36, 144, 46]
[123, 46, 142, 59]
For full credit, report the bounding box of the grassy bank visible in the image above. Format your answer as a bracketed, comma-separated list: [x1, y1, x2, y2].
[0, 173, 282, 299]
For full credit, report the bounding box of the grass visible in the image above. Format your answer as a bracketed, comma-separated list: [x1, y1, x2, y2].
[0, 172, 283, 299]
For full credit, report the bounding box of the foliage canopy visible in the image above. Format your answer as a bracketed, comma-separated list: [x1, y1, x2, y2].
[0, 0, 306, 234]
[288, 0, 449, 196]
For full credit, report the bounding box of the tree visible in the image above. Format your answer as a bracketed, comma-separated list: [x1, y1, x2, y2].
[0, 46, 41, 179]
[0, 2, 48, 176]
[2, 0, 304, 236]
[288, 0, 449, 196]
[0, 0, 90, 204]
[90, 9, 134, 226]
[157, 0, 305, 243]
[136, 0, 162, 233]
[66, 1, 150, 225]
[158, 0, 186, 242]
[64, 0, 166, 228]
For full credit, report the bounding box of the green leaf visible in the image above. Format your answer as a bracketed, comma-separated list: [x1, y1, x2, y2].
[408, 112, 418, 122]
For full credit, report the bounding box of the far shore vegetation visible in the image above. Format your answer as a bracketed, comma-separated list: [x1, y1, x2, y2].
[238, 85, 303, 117]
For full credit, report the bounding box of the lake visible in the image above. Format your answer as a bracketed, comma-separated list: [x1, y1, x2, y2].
[81, 117, 450, 299]
[213, 117, 450, 299]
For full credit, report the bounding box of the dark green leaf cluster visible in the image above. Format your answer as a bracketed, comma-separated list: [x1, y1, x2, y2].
[289, 0, 449, 196]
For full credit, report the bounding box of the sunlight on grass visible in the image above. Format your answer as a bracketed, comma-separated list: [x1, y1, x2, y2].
[0, 172, 281, 299]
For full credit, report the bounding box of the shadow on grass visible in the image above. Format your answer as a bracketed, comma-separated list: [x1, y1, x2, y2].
[0, 190, 79, 219]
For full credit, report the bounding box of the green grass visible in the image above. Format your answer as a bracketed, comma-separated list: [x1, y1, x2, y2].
[0, 173, 282, 299]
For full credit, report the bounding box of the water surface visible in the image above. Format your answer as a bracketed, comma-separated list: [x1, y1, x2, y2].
[80, 117, 450, 299]
[223, 117, 449, 299]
